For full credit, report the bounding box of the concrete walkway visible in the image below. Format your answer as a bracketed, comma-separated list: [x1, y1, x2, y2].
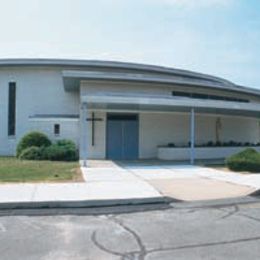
[0, 166, 162, 206]
[0, 164, 259, 206]
[123, 164, 260, 200]
[125, 164, 260, 189]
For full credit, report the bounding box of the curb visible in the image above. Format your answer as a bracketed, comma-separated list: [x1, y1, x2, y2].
[170, 195, 260, 210]
[0, 195, 259, 212]
[0, 196, 173, 210]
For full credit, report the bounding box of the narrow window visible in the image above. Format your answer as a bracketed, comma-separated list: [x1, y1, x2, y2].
[191, 93, 208, 99]
[8, 82, 16, 136]
[54, 124, 60, 135]
[172, 91, 191, 98]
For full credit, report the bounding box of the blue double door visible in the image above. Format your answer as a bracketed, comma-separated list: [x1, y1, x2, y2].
[106, 114, 139, 160]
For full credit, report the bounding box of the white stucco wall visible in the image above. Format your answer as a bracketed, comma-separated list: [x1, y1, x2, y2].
[139, 113, 189, 158]
[28, 119, 79, 146]
[139, 112, 259, 159]
[86, 111, 106, 159]
[81, 81, 260, 103]
[80, 81, 171, 97]
[0, 67, 79, 155]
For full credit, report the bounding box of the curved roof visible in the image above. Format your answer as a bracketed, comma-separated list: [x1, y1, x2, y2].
[0, 58, 259, 96]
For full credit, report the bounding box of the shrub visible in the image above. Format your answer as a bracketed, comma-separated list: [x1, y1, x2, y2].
[16, 131, 51, 157]
[43, 143, 78, 161]
[233, 148, 258, 158]
[56, 139, 76, 150]
[19, 146, 43, 160]
[226, 148, 260, 173]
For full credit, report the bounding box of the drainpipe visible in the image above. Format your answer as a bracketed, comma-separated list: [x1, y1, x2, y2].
[190, 108, 195, 165]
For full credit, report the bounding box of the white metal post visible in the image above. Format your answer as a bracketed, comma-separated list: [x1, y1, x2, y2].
[81, 104, 88, 167]
[190, 108, 195, 165]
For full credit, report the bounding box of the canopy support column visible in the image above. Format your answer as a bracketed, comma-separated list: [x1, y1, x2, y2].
[190, 108, 195, 165]
[81, 103, 88, 167]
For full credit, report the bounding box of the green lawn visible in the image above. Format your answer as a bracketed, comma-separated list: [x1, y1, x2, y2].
[0, 157, 82, 183]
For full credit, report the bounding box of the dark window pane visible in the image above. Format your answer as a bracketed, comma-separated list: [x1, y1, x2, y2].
[8, 82, 16, 136]
[107, 114, 138, 121]
[173, 91, 249, 103]
[54, 124, 60, 135]
[172, 91, 191, 98]
[208, 95, 225, 101]
[191, 93, 208, 99]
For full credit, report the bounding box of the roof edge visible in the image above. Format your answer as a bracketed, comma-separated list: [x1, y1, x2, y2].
[0, 58, 259, 96]
[0, 58, 232, 84]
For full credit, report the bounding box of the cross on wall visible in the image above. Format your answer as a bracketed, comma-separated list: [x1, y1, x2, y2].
[86, 112, 103, 146]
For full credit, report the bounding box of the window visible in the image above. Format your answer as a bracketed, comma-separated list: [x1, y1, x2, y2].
[54, 124, 60, 135]
[191, 93, 208, 99]
[8, 82, 16, 136]
[208, 95, 225, 101]
[172, 91, 191, 98]
[172, 91, 249, 103]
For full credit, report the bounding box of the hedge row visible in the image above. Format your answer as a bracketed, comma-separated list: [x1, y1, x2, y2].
[17, 132, 78, 161]
[226, 148, 260, 173]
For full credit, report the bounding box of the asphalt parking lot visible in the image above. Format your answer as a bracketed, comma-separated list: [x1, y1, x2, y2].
[1, 199, 260, 260]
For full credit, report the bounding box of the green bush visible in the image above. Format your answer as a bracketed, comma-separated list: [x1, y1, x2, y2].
[234, 148, 258, 158]
[226, 148, 260, 173]
[17, 133, 78, 162]
[16, 131, 51, 157]
[19, 146, 43, 160]
[56, 139, 76, 150]
[43, 143, 78, 162]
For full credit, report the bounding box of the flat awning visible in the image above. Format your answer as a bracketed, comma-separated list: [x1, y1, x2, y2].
[81, 94, 260, 118]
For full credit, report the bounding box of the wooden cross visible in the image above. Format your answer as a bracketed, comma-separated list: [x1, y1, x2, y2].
[87, 112, 103, 146]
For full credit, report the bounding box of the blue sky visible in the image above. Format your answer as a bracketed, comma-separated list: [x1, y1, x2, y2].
[0, 0, 259, 88]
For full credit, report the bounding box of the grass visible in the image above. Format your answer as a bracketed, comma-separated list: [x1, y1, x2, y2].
[0, 157, 82, 183]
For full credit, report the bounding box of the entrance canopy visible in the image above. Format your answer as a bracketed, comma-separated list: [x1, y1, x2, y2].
[80, 93, 260, 166]
[82, 94, 260, 118]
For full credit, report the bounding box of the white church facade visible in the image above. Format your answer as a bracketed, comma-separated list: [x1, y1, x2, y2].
[1, 59, 260, 163]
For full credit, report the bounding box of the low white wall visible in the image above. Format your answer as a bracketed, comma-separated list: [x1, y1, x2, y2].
[158, 146, 260, 160]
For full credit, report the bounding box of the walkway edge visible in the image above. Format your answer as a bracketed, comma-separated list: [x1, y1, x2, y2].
[0, 196, 171, 210]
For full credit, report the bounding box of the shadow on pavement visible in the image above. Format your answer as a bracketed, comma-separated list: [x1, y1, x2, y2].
[249, 189, 260, 197]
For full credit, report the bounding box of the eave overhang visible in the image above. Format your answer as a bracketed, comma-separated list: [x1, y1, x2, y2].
[81, 94, 260, 118]
[62, 70, 260, 97]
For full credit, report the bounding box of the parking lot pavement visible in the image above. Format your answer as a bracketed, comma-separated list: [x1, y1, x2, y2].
[1, 199, 260, 259]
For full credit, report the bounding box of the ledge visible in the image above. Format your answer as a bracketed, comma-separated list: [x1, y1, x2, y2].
[158, 146, 260, 160]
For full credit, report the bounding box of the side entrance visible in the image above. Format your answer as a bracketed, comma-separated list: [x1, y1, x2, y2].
[106, 113, 139, 160]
